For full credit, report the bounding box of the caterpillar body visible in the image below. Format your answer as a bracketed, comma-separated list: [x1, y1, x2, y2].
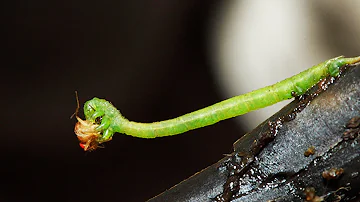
[74, 56, 360, 151]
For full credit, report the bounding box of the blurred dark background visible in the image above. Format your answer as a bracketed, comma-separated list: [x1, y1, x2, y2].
[3, 1, 243, 201]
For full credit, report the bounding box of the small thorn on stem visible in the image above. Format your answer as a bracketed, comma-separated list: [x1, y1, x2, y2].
[70, 91, 80, 119]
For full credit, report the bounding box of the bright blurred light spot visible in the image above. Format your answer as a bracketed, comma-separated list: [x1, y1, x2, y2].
[208, 1, 335, 130]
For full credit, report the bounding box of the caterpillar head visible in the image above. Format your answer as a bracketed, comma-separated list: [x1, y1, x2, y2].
[74, 98, 115, 151]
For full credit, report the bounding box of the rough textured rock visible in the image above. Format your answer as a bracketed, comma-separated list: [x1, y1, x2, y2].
[149, 64, 360, 202]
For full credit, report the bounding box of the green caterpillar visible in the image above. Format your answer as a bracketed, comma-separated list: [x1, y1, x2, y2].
[74, 56, 360, 151]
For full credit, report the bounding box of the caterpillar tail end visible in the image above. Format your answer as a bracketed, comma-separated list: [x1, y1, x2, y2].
[329, 56, 360, 77]
[352, 56, 360, 64]
[342, 56, 360, 65]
